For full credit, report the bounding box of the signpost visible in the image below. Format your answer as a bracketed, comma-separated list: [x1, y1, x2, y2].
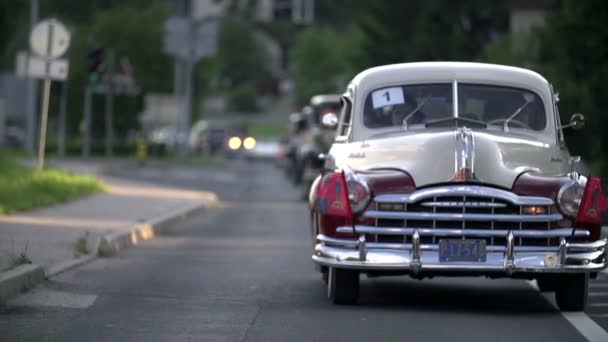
[163, 16, 219, 151]
[26, 19, 71, 171]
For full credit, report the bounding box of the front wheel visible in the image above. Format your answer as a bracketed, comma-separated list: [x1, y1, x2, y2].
[555, 273, 589, 311]
[536, 276, 557, 292]
[327, 267, 359, 305]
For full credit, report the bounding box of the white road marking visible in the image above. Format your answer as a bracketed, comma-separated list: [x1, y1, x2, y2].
[10, 288, 97, 309]
[589, 292, 608, 297]
[589, 302, 608, 308]
[560, 312, 608, 342]
[589, 313, 608, 318]
[527, 281, 608, 342]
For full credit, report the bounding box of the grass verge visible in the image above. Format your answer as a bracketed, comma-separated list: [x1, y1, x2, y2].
[0, 149, 105, 214]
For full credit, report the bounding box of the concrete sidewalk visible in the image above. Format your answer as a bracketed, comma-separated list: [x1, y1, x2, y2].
[0, 160, 217, 303]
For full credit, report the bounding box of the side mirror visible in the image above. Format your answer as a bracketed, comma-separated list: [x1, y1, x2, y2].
[570, 113, 585, 130]
[561, 113, 585, 130]
[321, 112, 339, 128]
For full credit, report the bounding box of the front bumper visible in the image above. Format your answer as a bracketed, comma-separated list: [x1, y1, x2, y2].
[313, 232, 608, 274]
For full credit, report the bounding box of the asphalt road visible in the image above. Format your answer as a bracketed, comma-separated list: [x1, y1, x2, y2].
[2, 159, 608, 341]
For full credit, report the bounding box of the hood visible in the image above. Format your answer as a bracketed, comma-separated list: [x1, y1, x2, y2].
[343, 128, 568, 189]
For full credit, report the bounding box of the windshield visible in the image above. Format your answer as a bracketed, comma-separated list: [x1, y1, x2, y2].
[363, 83, 546, 131]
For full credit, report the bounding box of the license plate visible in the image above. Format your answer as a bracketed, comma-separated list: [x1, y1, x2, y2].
[439, 239, 487, 262]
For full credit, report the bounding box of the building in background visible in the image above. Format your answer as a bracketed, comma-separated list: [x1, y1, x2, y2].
[0, 73, 28, 147]
[253, 0, 314, 24]
[507, 0, 556, 33]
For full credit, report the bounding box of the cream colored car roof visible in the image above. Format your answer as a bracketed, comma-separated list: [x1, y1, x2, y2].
[347, 62, 557, 143]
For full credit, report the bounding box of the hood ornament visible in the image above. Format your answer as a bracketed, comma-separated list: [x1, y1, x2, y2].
[452, 127, 476, 182]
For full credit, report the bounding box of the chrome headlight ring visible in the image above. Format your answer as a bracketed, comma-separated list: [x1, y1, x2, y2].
[346, 176, 372, 213]
[557, 175, 587, 217]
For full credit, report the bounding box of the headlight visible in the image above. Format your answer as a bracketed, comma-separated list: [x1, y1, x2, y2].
[346, 177, 371, 213]
[557, 180, 586, 217]
[243, 137, 256, 150]
[228, 136, 242, 150]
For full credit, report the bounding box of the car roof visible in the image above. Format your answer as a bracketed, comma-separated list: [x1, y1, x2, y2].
[350, 62, 551, 93]
[310, 94, 342, 106]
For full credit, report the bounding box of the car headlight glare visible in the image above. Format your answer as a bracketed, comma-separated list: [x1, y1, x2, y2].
[347, 178, 371, 213]
[557, 180, 585, 217]
[228, 136, 242, 150]
[243, 137, 256, 150]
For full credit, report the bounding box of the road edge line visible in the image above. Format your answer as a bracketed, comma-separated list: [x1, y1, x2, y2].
[529, 281, 608, 342]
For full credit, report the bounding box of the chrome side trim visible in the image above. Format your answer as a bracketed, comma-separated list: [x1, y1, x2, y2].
[374, 186, 554, 206]
[420, 201, 507, 208]
[317, 235, 358, 247]
[453, 79, 458, 118]
[363, 210, 563, 222]
[319, 235, 595, 253]
[313, 237, 608, 273]
[335, 226, 588, 238]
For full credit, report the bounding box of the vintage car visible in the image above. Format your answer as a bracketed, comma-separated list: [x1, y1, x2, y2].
[309, 62, 607, 311]
[293, 94, 342, 198]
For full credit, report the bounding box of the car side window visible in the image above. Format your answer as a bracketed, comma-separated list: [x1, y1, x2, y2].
[336, 97, 352, 140]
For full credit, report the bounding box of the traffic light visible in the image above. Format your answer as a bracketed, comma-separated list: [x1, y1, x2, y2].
[87, 45, 104, 84]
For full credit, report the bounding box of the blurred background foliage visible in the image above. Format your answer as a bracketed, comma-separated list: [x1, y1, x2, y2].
[1, 0, 606, 173]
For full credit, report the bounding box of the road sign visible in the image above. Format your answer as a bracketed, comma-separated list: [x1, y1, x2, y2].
[27, 56, 69, 81]
[16, 51, 69, 81]
[163, 18, 218, 61]
[29, 19, 71, 59]
[27, 18, 72, 171]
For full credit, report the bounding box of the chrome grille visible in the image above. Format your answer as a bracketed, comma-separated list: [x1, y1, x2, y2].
[363, 186, 560, 247]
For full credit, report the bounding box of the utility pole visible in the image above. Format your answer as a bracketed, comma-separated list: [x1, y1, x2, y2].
[82, 86, 92, 158]
[180, 21, 195, 152]
[104, 49, 115, 158]
[57, 81, 68, 158]
[25, 0, 40, 154]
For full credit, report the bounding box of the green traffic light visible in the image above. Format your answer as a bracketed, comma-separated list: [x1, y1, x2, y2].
[89, 73, 99, 83]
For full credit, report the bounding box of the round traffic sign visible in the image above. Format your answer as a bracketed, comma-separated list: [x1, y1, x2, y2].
[29, 19, 71, 59]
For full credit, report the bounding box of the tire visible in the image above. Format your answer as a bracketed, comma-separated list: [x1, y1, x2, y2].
[321, 267, 329, 284]
[536, 276, 557, 292]
[555, 273, 589, 311]
[327, 267, 359, 305]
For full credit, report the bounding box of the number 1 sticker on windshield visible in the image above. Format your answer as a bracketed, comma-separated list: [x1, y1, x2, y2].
[371, 87, 404, 109]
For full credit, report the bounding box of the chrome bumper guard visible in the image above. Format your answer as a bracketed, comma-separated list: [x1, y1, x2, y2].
[313, 226, 608, 274]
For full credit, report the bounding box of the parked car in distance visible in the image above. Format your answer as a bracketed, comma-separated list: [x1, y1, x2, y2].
[309, 62, 607, 311]
[293, 94, 342, 199]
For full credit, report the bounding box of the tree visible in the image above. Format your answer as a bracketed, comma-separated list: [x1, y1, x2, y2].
[60, 2, 172, 140]
[291, 26, 360, 105]
[537, 0, 608, 174]
[215, 16, 273, 112]
[349, 1, 509, 68]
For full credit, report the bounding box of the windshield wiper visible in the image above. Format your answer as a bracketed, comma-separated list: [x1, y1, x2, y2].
[503, 94, 535, 132]
[402, 96, 431, 130]
[425, 116, 487, 128]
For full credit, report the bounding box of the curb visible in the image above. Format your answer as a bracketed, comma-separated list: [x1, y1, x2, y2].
[0, 264, 45, 305]
[0, 201, 206, 304]
[98, 201, 205, 257]
[44, 237, 102, 278]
